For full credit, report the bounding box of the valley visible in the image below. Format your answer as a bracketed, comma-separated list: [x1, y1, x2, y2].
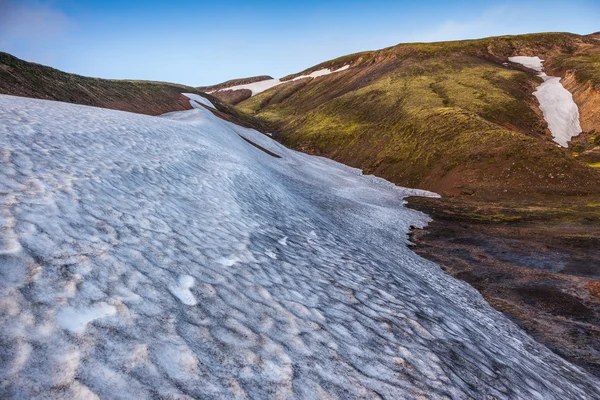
[1, 29, 600, 398]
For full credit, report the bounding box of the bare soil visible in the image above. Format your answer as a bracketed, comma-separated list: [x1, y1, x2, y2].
[407, 196, 600, 377]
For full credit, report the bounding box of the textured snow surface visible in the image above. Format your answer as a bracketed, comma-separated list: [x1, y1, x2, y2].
[509, 56, 582, 147]
[210, 65, 349, 96]
[1, 94, 599, 399]
[182, 93, 215, 109]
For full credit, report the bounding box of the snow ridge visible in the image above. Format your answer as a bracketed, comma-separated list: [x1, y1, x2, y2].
[509, 56, 582, 147]
[0, 94, 599, 399]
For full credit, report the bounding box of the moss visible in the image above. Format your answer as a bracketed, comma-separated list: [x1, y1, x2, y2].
[552, 53, 600, 89]
[282, 32, 581, 79]
[240, 53, 572, 192]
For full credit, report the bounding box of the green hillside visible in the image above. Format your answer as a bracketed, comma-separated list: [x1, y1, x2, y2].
[237, 33, 600, 199]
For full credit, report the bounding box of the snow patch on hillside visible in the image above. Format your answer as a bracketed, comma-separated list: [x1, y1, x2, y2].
[210, 65, 350, 96]
[182, 93, 215, 108]
[0, 95, 599, 398]
[509, 56, 582, 147]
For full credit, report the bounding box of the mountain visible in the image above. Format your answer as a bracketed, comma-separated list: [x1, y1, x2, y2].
[2, 94, 600, 398]
[214, 32, 600, 199]
[2, 31, 600, 385]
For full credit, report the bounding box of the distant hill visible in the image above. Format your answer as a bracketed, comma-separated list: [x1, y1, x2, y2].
[0, 52, 211, 116]
[198, 75, 274, 105]
[0, 52, 266, 131]
[231, 32, 600, 199]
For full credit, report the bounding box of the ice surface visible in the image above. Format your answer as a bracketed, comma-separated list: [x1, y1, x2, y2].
[168, 274, 198, 306]
[0, 94, 599, 398]
[509, 56, 582, 146]
[56, 303, 117, 333]
[211, 65, 350, 96]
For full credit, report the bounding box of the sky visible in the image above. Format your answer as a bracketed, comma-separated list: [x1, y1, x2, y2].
[1, 0, 598, 87]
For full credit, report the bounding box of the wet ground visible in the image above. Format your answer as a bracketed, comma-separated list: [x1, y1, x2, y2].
[407, 196, 600, 377]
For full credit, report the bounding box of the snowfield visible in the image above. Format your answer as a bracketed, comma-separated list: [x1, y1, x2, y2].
[209, 65, 350, 96]
[0, 94, 599, 399]
[509, 56, 582, 147]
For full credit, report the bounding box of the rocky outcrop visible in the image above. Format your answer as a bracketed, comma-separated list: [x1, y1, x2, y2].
[197, 75, 273, 92]
[561, 71, 600, 133]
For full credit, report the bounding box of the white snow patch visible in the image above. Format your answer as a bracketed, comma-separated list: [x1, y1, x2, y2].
[182, 93, 215, 109]
[211, 65, 350, 96]
[509, 56, 582, 147]
[509, 56, 544, 72]
[56, 302, 117, 333]
[0, 234, 21, 254]
[265, 249, 277, 259]
[168, 274, 197, 306]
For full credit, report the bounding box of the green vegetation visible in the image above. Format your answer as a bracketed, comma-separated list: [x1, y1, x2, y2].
[283, 32, 580, 79]
[0, 52, 206, 116]
[552, 52, 600, 89]
[239, 38, 600, 197]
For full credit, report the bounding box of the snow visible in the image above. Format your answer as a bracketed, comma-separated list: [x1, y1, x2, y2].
[509, 56, 544, 72]
[56, 303, 117, 333]
[0, 94, 599, 398]
[182, 92, 215, 108]
[168, 274, 198, 306]
[210, 65, 350, 97]
[509, 56, 582, 147]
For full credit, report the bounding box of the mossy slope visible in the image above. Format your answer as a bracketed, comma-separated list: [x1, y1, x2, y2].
[238, 33, 600, 198]
[0, 52, 265, 131]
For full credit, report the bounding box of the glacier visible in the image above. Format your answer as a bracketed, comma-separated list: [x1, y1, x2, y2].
[0, 94, 599, 399]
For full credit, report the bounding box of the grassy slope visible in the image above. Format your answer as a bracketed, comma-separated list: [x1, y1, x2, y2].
[238, 33, 600, 375]
[238, 33, 600, 199]
[0, 52, 266, 131]
[0, 52, 206, 116]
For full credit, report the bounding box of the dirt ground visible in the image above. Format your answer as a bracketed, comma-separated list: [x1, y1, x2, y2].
[407, 195, 600, 377]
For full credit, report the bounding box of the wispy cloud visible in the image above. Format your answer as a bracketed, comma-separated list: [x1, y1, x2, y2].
[0, 0, 72, 51]
[406, 6, 529, 43]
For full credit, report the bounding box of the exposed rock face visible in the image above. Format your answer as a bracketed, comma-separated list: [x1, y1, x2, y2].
[561, 72, 600, 133]
[197, 75, 273, 92]
[207, 88, 253, 105]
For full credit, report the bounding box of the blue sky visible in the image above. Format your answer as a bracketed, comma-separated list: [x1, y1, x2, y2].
[1, 0, 598, 86]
